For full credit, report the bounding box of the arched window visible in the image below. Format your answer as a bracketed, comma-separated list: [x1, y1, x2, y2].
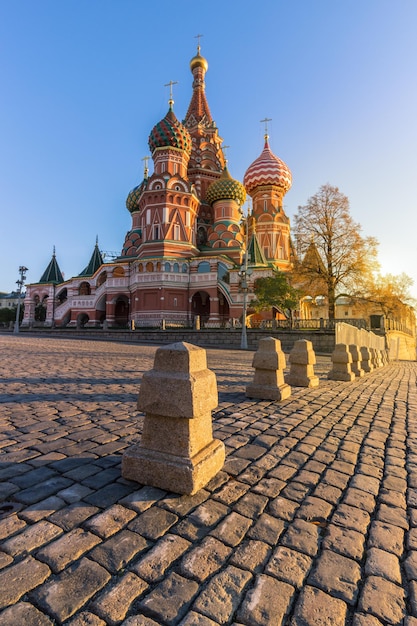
[173, 263, 179, 273]
[146, 262, 154, 272]
[197, 261, 210, 273]
[79, 282, 91, 295]
[164, 262, 171, 272]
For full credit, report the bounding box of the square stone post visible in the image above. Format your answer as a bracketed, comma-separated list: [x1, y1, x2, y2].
[246, 337, 291, 401]
[285, 339, 319, 388]
[122, 342, 225, 495]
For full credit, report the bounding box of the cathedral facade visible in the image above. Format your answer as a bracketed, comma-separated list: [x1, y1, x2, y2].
[22, 46, 293, 329]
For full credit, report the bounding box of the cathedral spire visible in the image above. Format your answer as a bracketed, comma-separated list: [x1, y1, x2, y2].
[184, 39, 212, 124]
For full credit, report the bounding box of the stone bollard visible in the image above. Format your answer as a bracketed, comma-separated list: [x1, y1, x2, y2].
[360, 346, 374, 373]
[349, 344, 364, 378]
[328, 343, 355, 381]
[246, 337, 291, 401]
[370, 347, 382, 369]
[122, 342, 225, 495]
[285, 339, 319, 388]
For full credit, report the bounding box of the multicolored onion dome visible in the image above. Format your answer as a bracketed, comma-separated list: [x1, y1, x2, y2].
[126, 181, 146, 213]
[148, 107, 192, 156]
[206, 167, 247, 206]
[243, 138, 292, 195]
[190, 50, 208, 73]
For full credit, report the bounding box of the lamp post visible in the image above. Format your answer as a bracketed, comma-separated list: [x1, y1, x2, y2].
[14, 266, 28, 334]
[239, 207, 253, 349]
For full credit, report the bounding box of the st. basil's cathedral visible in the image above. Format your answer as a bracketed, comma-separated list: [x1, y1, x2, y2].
[22, 45, 293, 329]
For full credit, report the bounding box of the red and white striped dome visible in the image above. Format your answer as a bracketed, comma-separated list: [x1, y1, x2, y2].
[244, 138, 292, 195]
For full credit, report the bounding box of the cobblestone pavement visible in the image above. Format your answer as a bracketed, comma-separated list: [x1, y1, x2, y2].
[0, 335, 417, 626]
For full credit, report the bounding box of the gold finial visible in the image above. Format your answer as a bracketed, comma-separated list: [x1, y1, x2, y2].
[194, 33, 203, 54]
[222, 144, 230, 166]
[164, 80, 178, 109]
[141, 155, 150, 178]
[260, 117, 272, 140]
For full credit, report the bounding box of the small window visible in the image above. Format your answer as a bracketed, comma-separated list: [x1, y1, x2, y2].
[174, 224, 180, 240]
[173, 297, 178, 307]
[164, 262, 171, 272]
[197, 261, 210, 273]
[153, 225, 160, 240]
[173, 263, 179, 273]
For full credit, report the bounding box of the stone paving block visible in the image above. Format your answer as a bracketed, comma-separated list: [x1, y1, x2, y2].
[365, 547, 402, 584]
[268, 495, 299, 521]
[121, 616, 161, 625]
[343, 487, 376, 513]
[229, 539, 271, 572]
[1, 520, 63, 557]
[265, 545, 313, 588]
[307, 549, 361, 604]
[0, 513, 26, 541]
[48, 502, 100, 531]
[131, 533, 191, 582]
[36, 527, 102, 572]
[84, 482, 133, 507]
[0, 601, 54, 625]
[322, 523, 365, 561]
[281, 481, 311, 503]
[13, 476, 74, 505]
[237, 574, 294, 625]
[0, 552, 13, 571]
[18, 495, 65, 523]
[90, 529, 150, 573]
[358, 575, 406, 624]
[247, 512, 285, 545]
[368, 520, 404, 555]
[233, 492, 269, 518]
[332, 503, 371, 534]
[161, 490, 209, 516]
[281, 518, 321, 557]
[30, 557, 111, 623]
[180, 536, 232, 582]
[137, 572, 199, 626]
[66, 611, 107, 625]
[212, 479, 250, 505]
[119, 486, 167, 513]
[210, 511, 252, 547]
[192, 565, 252, 623]
[57, 484, 94, 503]
[10, 466, 58, 489]
[91, 572, 148, 625]
[0, 556, 51, 609]
[127, 506, 178, 540]
[377, 502, 409, 529]
[290, 585, 347, 625]
[295, 495, 334, 523]
[352, 614, 384, 626]
[84, 504, 136, 539]
[178, 612, 219, 625]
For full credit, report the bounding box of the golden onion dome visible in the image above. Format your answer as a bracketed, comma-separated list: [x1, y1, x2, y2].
[206, 167, 246, 206]
[190, 50, 208, 73]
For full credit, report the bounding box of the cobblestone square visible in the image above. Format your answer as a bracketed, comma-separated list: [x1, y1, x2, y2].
[0, 334, 416, 625]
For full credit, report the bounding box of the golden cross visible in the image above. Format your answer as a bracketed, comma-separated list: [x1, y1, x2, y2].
[222, 144, 230, 164]
[141, 155, 150, 176]
[260, 117, 272, 139]
[164, 80, 178, 107]
[194, 33, 203, 53]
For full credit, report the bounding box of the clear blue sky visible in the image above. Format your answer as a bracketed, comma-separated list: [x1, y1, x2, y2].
[1, 0, 416, 299]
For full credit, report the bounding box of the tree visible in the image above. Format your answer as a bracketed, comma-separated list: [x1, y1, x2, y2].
[355, 272, 416, 325]
[292, 184, 379, 319]
[250, 272, 299, 320]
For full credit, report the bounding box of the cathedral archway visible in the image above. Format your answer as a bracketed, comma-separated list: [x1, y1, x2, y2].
[115, 295, 129, 327]
[191, 291, 210, 322]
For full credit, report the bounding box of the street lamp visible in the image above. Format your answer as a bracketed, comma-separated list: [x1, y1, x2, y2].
[14, 266, 28, 334]
[238, 252, 253, 350]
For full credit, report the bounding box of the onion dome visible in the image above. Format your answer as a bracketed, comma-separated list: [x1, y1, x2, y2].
[243, 137, 292, 195]
[206, 166, 246, 206]
[190, 49, 208, 73]
[148, 106, 192, 156]
[126, 181, 146, 213]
